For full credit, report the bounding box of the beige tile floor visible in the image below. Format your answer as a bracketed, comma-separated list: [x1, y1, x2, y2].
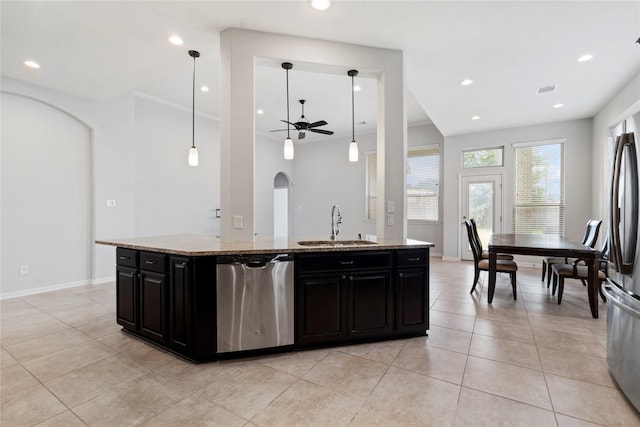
[2, 258, 640, 426]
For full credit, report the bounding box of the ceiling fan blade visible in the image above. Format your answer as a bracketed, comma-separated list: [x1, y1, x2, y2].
[270, 129, 289, 132]
[309, 129, 334, 135]
[307, 120, 328, 128]
[298, 131, 306, 139]
[280, 119, 302, 130]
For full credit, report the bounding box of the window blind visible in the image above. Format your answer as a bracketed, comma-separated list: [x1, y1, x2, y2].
[512, 142, 565, 235]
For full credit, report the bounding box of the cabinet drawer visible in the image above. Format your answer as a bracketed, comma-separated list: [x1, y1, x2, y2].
[396, 249, 428, 268]
[140, 251, 168, 273]
[116, 248, 138, 268]
[296, 251, 392, 272]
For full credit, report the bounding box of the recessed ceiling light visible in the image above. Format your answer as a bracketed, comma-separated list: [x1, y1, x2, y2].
[200, 86, 209, 92]
[310, 0, 330, 10]
[24, 60, 40, 69]
[169, 35, 183, 46]
[353, 85, 361, 92]
[553, 103, 564, 109]
[577, 54, 593, 62]
[257, 109, 264, 115]
[471, 115, 480, 120]
[460, 79, 473, 86]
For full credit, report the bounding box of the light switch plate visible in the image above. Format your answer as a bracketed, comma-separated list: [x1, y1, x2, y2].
[233, 215, 244, 229]
[387, 201, 395, 213]
[387, 214, 395, 226]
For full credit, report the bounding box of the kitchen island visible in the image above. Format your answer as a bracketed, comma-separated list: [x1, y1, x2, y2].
[96, 235, 433, 362]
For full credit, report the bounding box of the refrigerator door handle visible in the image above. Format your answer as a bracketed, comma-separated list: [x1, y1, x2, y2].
[609, 132, 639, 275]
[602, 283, 640, 319]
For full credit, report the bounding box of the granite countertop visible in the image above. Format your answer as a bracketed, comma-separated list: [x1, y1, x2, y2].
[95, 234, 434, 256]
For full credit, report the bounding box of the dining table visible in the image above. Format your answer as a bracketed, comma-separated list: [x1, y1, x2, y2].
[488, 233, 601, 318]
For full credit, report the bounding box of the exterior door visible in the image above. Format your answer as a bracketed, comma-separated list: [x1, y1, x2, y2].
[461, 175, 503, 260]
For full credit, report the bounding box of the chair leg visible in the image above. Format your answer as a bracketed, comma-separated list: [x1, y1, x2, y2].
[552, 272, 558, 295]
[470, 266, 480, 294]
[511, 272, 517, 300]
[557, 276, 565, 304]
[546, 265, 553, 288]
[541, 261, 546, 282]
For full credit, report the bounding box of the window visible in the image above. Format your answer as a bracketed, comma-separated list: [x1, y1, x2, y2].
[512, 141, 565, 235]
[463, 147, 504, 168]
[366, 145, 440, 221]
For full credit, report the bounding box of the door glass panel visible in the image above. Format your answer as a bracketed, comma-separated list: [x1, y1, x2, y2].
[468, 182, 494, 247]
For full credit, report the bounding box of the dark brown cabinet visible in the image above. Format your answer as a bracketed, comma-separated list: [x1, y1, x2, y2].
[295, 251, 394, 347]
[395, 249, 429, 334]
[114, 245, 428, 361]
[115, 249, 168, 345]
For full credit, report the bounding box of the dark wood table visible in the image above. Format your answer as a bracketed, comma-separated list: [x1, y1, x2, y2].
[488, 234, 600, 318]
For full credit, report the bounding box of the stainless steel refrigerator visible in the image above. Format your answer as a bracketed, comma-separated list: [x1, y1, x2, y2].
[603, 122, 640, 412]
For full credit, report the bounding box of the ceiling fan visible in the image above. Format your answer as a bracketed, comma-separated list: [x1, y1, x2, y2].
[271, 99, 334, 139]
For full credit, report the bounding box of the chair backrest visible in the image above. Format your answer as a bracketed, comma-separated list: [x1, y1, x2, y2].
[582, 219, 602, 248]
[464, 220, 482, 262]
[469, 218, 483, 251]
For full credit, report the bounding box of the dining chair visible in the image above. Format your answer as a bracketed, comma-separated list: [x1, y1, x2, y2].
[541, 219, 602, 287]
[470, 218, 514, 261]
[464, 220, 518, 299]
[550, 237, 609, 304]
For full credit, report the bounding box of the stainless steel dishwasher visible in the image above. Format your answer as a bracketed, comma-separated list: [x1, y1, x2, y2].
[216, 254, 294, 353]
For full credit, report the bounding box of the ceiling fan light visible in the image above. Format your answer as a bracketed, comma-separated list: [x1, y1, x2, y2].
[284, 137, 294, 160]
[311, 0, 330, 10]
[349, 141, 358, 162]
[188, 146, 199, 166]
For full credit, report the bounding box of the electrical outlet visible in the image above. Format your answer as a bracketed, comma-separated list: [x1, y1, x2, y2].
[387, 214, 395, 226]
[19, 265, 29, 275]
[233, 215, 244, 229]
[106, 199, 116, 208]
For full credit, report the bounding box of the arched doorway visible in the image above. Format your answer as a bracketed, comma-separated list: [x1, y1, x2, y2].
[273, 172, 290, 238]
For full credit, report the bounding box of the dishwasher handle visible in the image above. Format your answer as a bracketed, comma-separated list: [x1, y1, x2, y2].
[602, 281, 640, 319]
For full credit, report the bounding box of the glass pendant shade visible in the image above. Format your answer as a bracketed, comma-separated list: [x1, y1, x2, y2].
[284, 137, 294, 160]
[188, 146, 199, 166]
[349, 141, 358, 162]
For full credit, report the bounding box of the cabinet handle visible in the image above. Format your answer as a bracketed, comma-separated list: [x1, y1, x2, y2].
[399, 273, 404, 278]
[178, 262, 187, 267]
[342, 275, 347, 280]
[339, 260, 354, 265]
[145, 260, 157, 265]
[408, 257, 420, 262]
[119, 256, 129, 260]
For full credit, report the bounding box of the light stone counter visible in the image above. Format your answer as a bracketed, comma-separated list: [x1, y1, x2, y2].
[96, 234, 434, 256]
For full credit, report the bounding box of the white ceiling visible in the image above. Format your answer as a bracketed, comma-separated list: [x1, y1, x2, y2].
[2, 1, 639, 140]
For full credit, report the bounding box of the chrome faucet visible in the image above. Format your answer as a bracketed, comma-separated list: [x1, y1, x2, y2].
[330, 205, 342, 241]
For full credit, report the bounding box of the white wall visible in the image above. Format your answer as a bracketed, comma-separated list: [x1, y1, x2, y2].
[254, 134, 293, 238]
[133, 96, 220, 237]
[1, 93, 91, 295]
[442, 119, 593, 260]
[1, 77, 136, 296]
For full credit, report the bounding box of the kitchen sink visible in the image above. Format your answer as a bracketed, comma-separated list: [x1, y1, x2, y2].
[297, 240, 378, 247]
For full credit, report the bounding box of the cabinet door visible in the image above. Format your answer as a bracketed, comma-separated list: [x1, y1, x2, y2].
[139, 270, 168, 343]
[170, 256, 192, 352]
[116, 265, 138, 331]
[396, 269, 428, 333]
[296, 274, 346, 345]
[348, 271, 392, 338]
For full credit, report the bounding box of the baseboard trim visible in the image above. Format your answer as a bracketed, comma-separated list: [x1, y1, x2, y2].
[1, 277, 115, 300]
[441, 256, 461, 262]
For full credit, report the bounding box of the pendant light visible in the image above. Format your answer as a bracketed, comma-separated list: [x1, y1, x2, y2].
[188, 50, 200, 167]
[282, 62, 294, 160]
[348, 69, 359, 162]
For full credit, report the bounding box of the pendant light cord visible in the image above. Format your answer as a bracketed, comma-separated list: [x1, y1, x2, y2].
[192, 54, 196, 149]
[286, 68, 291, 139]
[351, 73, 355, 142]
